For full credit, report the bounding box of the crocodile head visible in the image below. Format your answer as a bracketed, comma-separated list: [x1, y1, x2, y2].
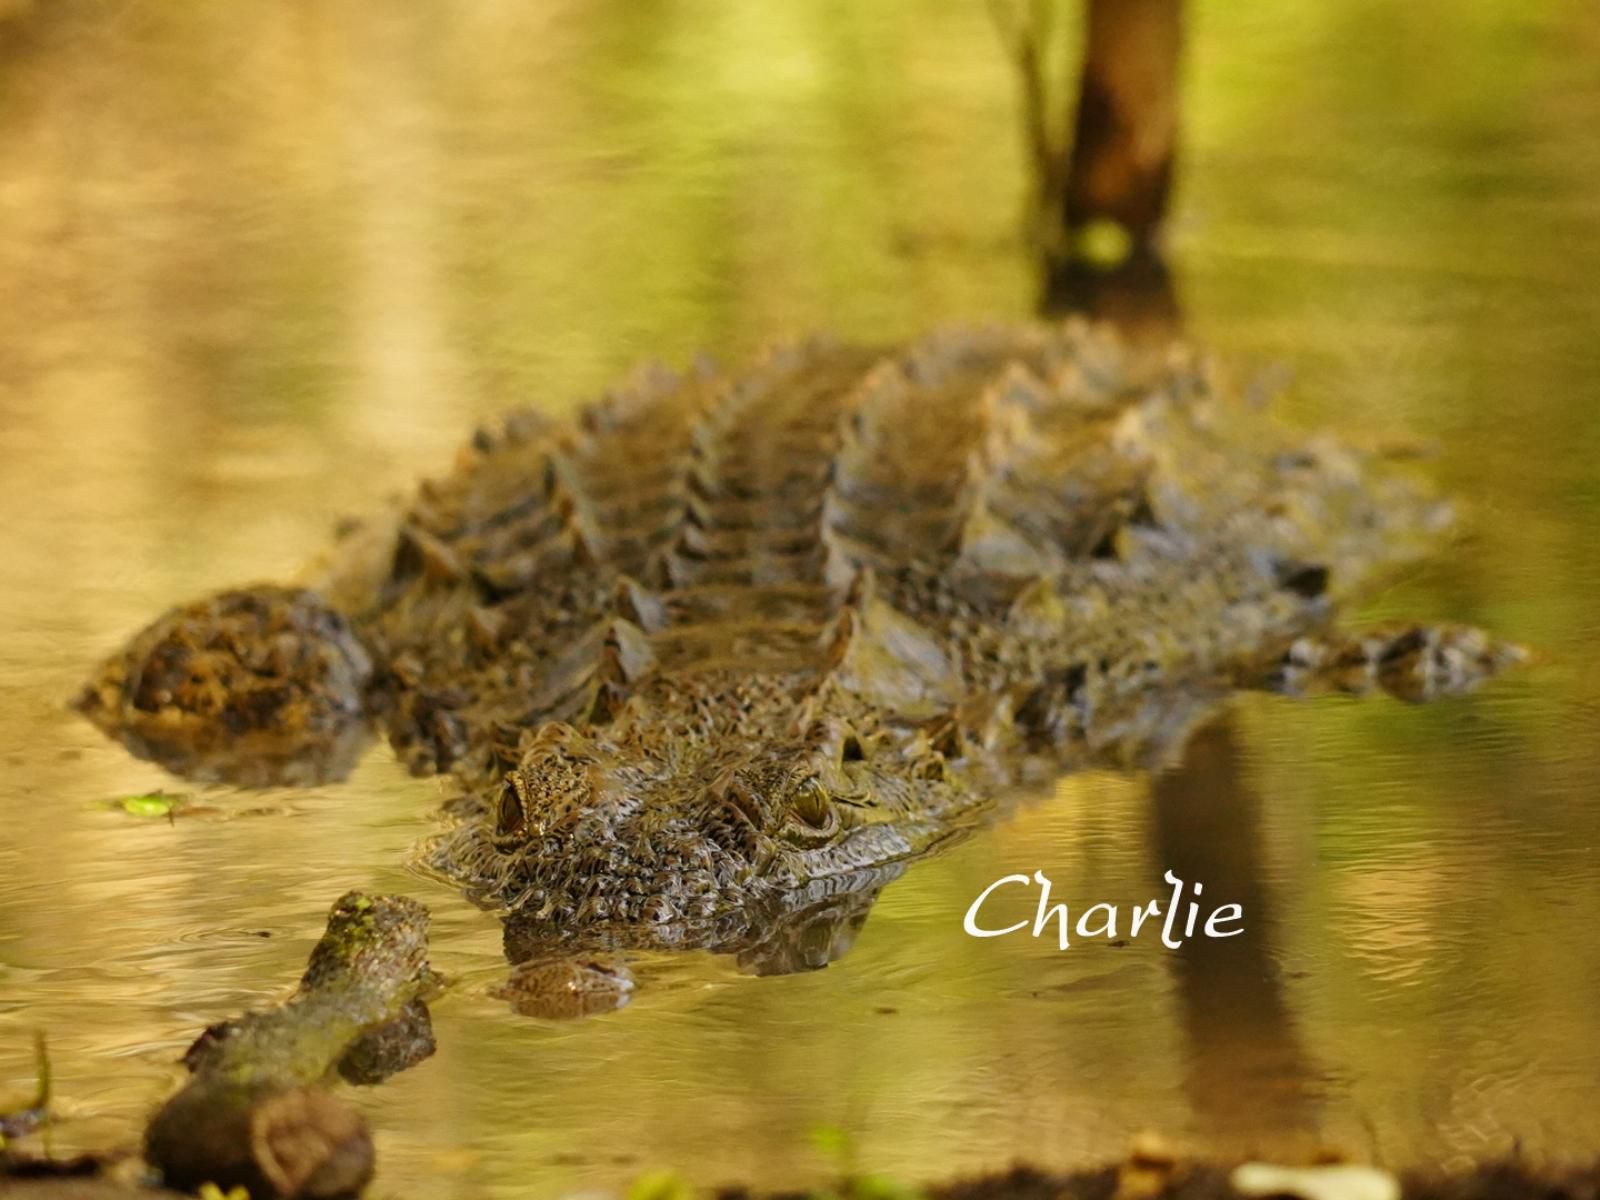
[432, 716, 961, 935]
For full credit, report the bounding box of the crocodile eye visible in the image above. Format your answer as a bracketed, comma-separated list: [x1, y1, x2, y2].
[792, 776, 832, 830]
[495, 776, 527, 840]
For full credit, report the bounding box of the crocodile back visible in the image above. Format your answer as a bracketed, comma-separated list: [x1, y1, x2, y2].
[77, 320, 1516, 940]
[359, 325, 1166, 780]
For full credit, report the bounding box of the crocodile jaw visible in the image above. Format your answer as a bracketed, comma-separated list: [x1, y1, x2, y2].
[426, 729, 971, 934]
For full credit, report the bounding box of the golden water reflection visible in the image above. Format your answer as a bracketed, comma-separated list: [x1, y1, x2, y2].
[2, 1, 1599, 1195]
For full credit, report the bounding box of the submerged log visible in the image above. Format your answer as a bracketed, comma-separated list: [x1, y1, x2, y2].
[143, 892, 440, 1199]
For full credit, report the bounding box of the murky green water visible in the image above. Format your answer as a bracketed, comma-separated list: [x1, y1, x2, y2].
[2, 1, 1598, 1194]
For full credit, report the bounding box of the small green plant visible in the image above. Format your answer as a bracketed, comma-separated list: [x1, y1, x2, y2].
[808, 1123, 853, 1163]
[0, 1031, 51, 1140]
[196, 1184, 251, 1200]
[806, 1124, 923, 1200]
[627, 1167, 697, 1200]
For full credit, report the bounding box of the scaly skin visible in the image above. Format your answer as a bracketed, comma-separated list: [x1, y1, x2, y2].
[78, 322, 1522, 962]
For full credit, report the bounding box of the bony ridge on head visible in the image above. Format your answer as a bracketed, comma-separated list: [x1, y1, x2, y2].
[493, 723, 632, 848]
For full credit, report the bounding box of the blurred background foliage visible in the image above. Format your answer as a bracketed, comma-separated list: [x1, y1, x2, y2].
[0, 0, 1598, 1195]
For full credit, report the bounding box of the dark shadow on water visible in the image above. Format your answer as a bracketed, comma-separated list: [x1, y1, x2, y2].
[1042, 246, 1323, 1150]
[1151, 717, 1324, 1151]
[1038, 249, 1181, 338]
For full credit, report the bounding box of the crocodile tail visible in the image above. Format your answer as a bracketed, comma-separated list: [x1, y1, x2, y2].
[1263, 622, 1528, 702]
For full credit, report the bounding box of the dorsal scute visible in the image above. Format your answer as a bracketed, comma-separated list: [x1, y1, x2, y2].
[974, 362, 1045, 463]
[602, 617, 657, 684]
[821, 323, 1167, 582]
[819, 573, 965, 719]
[365, 320, 1234, 798]
[951, 483, 1064, 580]
[1007, 575, 1070, 638]
[611, 575, 667, 633]
[578, 358, 700, 434]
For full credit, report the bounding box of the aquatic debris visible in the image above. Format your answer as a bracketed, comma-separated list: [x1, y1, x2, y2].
[951, 1160, 1599, 1200]
[1113, 1131, 1183, 1200]
[110, 793, 182, 819]
[102, 791, 289, 823]
[1231, 1162, 1400, 1200]
[145, 891, 440, 1199]
[0, 1032, 51, 1142]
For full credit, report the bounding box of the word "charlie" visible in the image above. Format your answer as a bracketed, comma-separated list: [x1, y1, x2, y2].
[963, 870, 1243, 949]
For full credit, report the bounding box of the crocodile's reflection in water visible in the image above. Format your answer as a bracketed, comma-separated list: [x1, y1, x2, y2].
[501, 858, 900, 969]
[496, 866, 899, 1018]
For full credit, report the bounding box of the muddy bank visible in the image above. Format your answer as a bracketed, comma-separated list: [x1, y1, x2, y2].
[717, 1159, 1600, 1200]
[8, 1153, 1597, 1200]
[938, 1161, 1598, 1200]
[0, 1163, 183, 1198]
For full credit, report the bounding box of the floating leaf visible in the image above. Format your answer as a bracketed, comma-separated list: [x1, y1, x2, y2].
[807, 1123, 852, 1163]
[114, 792, 180, 818]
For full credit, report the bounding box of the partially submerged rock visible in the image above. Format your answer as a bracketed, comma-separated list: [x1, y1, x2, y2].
[146, 1084, 371, 1200]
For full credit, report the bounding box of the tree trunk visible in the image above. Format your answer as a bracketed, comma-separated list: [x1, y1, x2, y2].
[1062, 0, 1183, 248]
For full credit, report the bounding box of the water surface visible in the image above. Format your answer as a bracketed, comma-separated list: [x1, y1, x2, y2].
[1, 1, 1598, 1194]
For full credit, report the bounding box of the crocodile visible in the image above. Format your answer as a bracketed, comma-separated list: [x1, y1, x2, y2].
[77, 322, 1521, 964]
